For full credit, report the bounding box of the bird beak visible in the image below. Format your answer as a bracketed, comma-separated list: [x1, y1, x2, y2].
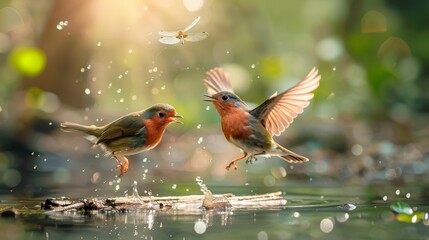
[203, 94, 214, 102]
[171, 114, 183, 124]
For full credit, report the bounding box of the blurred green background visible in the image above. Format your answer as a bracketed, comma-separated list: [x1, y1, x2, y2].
[0, 0, 428, 197]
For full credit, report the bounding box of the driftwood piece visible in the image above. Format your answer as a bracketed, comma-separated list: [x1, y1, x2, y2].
[43, 191, 286, 215]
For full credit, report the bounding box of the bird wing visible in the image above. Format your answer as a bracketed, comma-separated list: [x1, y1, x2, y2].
[185, 32, 209, 42]
[183, 16, 201, 32]
[96, 113, 145, 144]
[159, 36, 181, 45]
[250, 67, 321, 136]
[204, 67, 234, 95]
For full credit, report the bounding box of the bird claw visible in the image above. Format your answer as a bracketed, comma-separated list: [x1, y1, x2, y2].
[245, 155, 257, 164]
[226, 162, 238, 171]
[116, 164, 124, 177]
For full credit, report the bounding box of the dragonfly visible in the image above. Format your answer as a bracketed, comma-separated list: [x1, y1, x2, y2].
[159, 16, 209, 45]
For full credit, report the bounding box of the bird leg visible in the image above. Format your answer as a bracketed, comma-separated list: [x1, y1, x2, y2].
[113, 154, 129, 177]
[226, 152, 248, 171]
[121, 155, 129, 174]
[246, 152, 266, 164]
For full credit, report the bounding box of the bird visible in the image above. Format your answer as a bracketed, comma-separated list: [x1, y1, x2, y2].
[204, 67, 321, 170]
[60, 103, 183, 176]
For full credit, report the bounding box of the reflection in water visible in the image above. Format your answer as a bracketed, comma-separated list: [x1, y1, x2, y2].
[1, 189, 429, 239]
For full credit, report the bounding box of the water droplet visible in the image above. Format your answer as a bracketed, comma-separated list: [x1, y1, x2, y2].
[85, 88, 91, 95]
[153, 67, 158, 72]
[48, 122, 52, 126]
[56, 20, 69, 30]
[80, 68, 85, 73]
[206, 106, 210, 111]
[161, 85, 166, 90]
[197, 137, 203, 144]
[128, 49, 133, 54]
[251, 64, 256, 69]
[406, 193, 411, 198]
[33, 165, 37, 169]
[96, 42, 101, 47]
[333, 67, 337, 71]
[383, 195, 387, 201]
[395, 189, 401, 195]
[116, 88, 122, 93]
[197, 124, 201, 129]
[131, 95, 137, 101]
[87, 65, 91, 70]
[293, 212, 300, 218]
[226, 51, 230, 54]
[97, 90, 102, 95]
[115, 185, 120, 191]
[119, 98, 124, 103]
[172, 184, 177, 189]
[108, 83, 112, 88]
[118, 75, 123, 79]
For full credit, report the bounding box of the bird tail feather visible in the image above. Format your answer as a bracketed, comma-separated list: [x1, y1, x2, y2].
[60, 122, 102, 137]
[275, 143, 309, 163]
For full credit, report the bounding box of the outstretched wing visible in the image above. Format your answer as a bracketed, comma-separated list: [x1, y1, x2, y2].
[204, 67, 234, 95]
[185, 32, 209, 42]
[159, 36, 181, 45]
[250, 67, 321, 136]
[183, 16, 201, 32]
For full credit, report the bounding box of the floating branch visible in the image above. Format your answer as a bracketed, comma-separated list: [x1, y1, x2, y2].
[42, 191, 286, 215]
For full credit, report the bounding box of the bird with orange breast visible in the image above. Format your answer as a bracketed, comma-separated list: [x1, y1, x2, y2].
[204, 67, 321, 170]
[61, 103, 183, 176]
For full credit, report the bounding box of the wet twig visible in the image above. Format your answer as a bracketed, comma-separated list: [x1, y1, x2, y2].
[42, 191, 286, 214]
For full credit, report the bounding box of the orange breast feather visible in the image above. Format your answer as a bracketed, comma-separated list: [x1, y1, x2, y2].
[221, 110, 252, 141]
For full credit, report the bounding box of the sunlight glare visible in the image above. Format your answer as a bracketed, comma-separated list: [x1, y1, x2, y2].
[183, 0, 204, 12]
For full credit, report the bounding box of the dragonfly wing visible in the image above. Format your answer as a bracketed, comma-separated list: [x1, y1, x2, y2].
[185, 32, 209, 42]
[158, 31, 178, 37]
[183, 16, 201, 32]
[159, 37, 180, 45]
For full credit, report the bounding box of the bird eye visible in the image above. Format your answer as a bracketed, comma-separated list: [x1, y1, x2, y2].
[221, 95, 229, 101]
[158, 112, 165, 118]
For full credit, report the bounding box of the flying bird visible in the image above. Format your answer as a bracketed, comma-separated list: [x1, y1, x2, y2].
[61, 104, 183, 176]
[204, 67, 321, 170]
[159, 16, 208, 45]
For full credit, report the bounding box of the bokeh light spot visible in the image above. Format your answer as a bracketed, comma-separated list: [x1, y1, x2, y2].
[183, 0, 204, 12]
[378, 37, 411, 68]
[9, 46, 46, 77]
[260, 56, 283, 79]
[3, 169, 21, 187]
[320, 218, 334, 233]
[361, 10, 387, 33]
[316, 37, 344, 61]
[194, 220, 207, 234]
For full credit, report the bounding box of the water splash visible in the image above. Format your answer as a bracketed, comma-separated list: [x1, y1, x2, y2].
[196, 176, 208, 194]
[131, 181, 140, 198]
[197, 137, 203, 144]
